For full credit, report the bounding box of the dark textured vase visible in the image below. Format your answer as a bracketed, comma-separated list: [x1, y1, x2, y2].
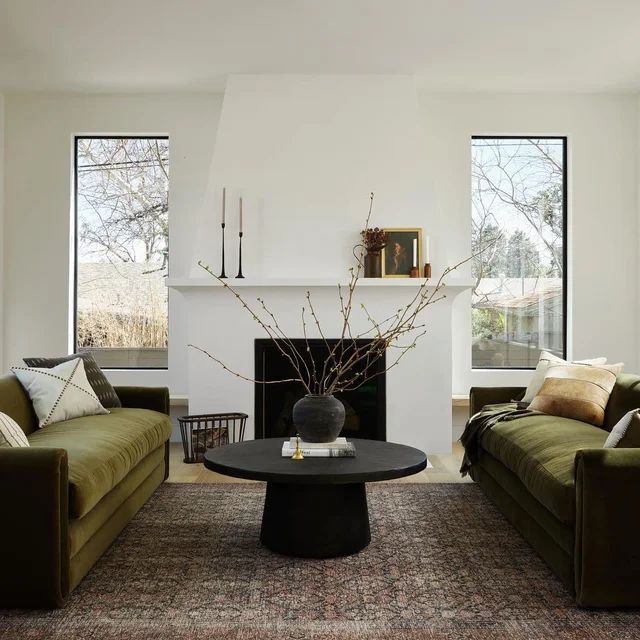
[292, 394, 346, 443]
[364, 249, 382, 278]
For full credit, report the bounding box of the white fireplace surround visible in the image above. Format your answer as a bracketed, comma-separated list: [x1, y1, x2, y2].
[170, 278, 471, 453]
[168, 74, 474, 453]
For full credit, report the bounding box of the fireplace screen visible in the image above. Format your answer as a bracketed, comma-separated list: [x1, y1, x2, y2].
[254, 339, 386, 441]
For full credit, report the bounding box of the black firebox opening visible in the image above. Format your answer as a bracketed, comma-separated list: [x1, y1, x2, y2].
[254, 338, 386, 441]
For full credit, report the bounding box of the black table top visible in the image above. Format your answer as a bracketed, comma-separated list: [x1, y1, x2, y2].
[203, 438, 427, 485]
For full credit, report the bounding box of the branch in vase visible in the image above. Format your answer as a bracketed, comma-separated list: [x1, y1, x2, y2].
[306, 290, 341, 393]
[338, 192, 374, 343]
[334, 329, 427, 393]
[257, 296, 312, 390]
[301, 306, 320, 393]
[196, 261, 312, 392]
[189, 344, 304, 387]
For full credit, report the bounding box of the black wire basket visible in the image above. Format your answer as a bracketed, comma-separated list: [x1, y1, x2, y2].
[178, 412, 248, 463]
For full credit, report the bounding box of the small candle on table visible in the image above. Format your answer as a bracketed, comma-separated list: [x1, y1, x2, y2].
[222, 187, 226, 224]
[425, 236, 430, 263]
[239, 197, 243, 232]
[412, 238, 417, 268]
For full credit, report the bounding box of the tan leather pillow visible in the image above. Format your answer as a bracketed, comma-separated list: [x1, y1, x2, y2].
[521, 351, 607, 403]
[529, 362, 624, 427]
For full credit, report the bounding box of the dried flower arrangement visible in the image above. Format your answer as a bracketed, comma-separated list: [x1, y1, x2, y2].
[190, 193, 469, 398]
[361, 227, 387, 251]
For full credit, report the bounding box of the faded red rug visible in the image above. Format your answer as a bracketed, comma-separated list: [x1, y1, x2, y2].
[1, 483, 639, 639]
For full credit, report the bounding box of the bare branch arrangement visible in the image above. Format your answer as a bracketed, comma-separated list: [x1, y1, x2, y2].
[190, 193, 470, 397]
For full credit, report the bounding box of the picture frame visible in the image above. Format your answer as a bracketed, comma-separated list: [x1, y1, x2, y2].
[381, 228, 423, 278]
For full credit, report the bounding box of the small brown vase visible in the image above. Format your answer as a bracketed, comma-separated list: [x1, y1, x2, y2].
[364, 249, 382, 278]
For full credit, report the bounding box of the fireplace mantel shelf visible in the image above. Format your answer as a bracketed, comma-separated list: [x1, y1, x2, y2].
[167, 276, 474, 290]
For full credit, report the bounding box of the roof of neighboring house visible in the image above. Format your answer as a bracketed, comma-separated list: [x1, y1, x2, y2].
[77, 262, 167, 314]
[474, 278, 562, 313]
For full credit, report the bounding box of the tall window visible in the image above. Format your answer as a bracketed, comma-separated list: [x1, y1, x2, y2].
[471, 137, 566, 369]
[74, 136, 169, 369]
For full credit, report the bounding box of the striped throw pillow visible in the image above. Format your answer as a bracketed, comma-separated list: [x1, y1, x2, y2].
[0, 412, 29, 448]
[604, 409, 640, 448]
[530, 362, 624, 427]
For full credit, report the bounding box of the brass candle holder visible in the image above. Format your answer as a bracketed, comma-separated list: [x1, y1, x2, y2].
[291, 433, 304, 460]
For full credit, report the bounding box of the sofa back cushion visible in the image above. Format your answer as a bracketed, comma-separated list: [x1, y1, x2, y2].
[604, 373, 640, 431]
[0, 374, 38, 435]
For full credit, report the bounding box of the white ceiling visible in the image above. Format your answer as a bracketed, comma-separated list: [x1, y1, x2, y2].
[1, 0, 640, 93]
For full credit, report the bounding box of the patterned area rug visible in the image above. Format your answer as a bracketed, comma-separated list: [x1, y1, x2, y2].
[1, 483, 640, 640]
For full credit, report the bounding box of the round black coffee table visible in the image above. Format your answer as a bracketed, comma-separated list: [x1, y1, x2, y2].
[203, 438, 427, 558]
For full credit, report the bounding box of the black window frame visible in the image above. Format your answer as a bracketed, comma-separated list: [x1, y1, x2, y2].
[73, 134, 170, 371]
[471, 135, 568, 370]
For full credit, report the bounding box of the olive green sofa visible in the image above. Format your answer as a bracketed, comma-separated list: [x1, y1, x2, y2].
[469, 374, 640, 608]
[0, 374, 171, 608]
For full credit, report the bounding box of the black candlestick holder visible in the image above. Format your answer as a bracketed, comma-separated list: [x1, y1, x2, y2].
[236, 231, 244, 278]
[219, 222, 227, 278]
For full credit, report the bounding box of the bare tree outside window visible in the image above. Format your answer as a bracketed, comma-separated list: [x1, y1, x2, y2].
[75, 136, 169, 368]
[471, 137, 566, 368]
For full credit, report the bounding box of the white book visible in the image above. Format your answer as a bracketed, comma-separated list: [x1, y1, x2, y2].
[288, 436, 350, 449]
[282, 442, 356, 458]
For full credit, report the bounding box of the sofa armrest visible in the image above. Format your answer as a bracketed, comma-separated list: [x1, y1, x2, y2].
[469, 387, 526, 417]
[0, 447, 69, 608]
[575, 448, 640, 607]
[114, 386, 170, 415]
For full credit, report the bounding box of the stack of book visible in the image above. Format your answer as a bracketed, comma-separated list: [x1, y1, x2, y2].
[281, 437, 356, 458]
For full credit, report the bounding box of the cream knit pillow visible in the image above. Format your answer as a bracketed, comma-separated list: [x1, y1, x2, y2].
[12, 358, 108, 428]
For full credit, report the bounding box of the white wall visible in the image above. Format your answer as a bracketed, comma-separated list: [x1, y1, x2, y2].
[0, 93, 4, 371]
[3, 93, 222, 393]
[420, 94, 639, 393]
[2, 89, 639, 436]
[193, 75, 455, 280]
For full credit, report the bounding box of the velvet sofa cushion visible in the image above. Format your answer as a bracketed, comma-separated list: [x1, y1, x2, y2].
[68, 447, 165, 559]
[480, 414, 607, 524]
[28, 408, 171, 518]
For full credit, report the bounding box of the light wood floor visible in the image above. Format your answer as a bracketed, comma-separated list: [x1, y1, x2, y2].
[166, 442, 471, 484]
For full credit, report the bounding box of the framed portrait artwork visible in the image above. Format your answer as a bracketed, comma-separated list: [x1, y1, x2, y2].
[381, 228, 423, 277]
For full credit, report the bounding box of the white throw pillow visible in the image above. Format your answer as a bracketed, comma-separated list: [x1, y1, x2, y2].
[0, 412, 29, 447]
[522, 350, 607, 404]
[604, 409, 640, 448]
[12, 358, 109, 428]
